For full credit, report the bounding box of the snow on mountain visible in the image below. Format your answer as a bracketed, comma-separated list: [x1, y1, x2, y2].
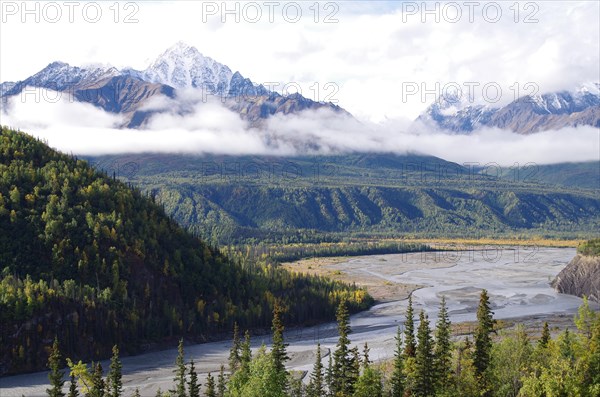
[6, 62, 119, 94]
[419, 83, 600, 134]
[129, 42, 234, 95]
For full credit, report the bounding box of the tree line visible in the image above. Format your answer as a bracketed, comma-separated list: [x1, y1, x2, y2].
[45, 291, 600, 397]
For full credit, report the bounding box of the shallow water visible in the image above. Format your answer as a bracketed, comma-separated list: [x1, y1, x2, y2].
[1, 247, 592, 396]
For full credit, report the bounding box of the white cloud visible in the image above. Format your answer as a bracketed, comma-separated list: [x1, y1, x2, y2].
[2, 93, 598, 166]
[1, 1, 598, 122]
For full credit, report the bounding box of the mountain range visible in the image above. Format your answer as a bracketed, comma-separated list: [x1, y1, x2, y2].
[1, 42, 598, 134]
[0, 42, 344, 128]
[418, 84, 600, 134]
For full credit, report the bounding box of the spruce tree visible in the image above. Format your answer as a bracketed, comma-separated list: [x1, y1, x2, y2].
[204, 372, 216, 397]
[473, 289, 495, 396]
[47, 337, 65, 397]
[89, 362, 105, 397]
[240, 331, 252, 372]
[217, 365, 226, 397]
[538, 321, 550, 348]
[107, 345, 122, 397]
[350, 346, 361, 388]
[390, 326, 405, 397]
[362, 342, 370, 369]
[326, 351, 333, 396]
[188, 360, 200, 397]
[172, 339, 186, 397]
[306, 343, 324, 397]
[67, 374, 79, 397]
[132, 389, 140, 397]
[332, 299, 354, 396]
[229, 322, 241, 373]
[271, 303, 289, 375]
[404, 294, 416, 358]
[414, 311, 435, 397]
[434, 296, 452, 391]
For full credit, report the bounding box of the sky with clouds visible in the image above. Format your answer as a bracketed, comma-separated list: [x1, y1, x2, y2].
[0, 0, 599, 163]
[1, 0, 599, 121]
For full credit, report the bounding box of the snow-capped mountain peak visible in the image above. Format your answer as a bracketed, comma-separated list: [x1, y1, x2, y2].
[139, 42, 233, 94]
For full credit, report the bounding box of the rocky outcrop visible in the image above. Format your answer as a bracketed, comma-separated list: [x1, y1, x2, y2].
[552, 254, 600, 302]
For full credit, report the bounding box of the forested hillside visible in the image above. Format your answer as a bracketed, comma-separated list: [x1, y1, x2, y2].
[87, 154, 600, 244]
[0, 127, 372, 375]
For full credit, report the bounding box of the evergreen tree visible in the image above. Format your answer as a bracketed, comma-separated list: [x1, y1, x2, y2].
[414, 311, 435, 397]
[473, 289, 495, 396]
[132, 389, 140, 397]
[188, 360, 201, 397]
[240, 331, 252, 371]
[434, 296, 452, 391]
[89, 362, 105, 397]
[306, 343, 324, 397]
[350, 347, 361, 389]
[271, 303, 289, 375]
[154, 388, 162, 397]
[362, 342, 370, 369]
[352, 366, 383, 397]
[404, 294, 416, 358]
[107, 345, 122, 397]
[217, 365, 226, 397]
[204, 372, 216, 397]
[332, 299, 354, 396]
[67, 374, 79, 397]
[538, 321, 550, 348]
[390, 327, 405, 397]
[229, 323, 242, 373]
[172, 339, 186, 397]
[47, 337, 65, 397]
[325, 351, 333, 396]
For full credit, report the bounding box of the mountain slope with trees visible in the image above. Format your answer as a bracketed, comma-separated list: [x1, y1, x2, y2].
[0, 127, 372, 375]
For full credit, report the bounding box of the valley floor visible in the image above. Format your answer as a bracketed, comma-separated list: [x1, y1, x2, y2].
[1, 247, 595, 396]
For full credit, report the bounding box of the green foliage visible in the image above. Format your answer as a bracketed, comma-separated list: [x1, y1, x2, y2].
[306, 343, 324, 397]
[332, 299, 356, 396]
[93, 152, 600, 245]
[47, 337, 65, 397]
[107, 345, 122, 397]
[89, 362, 105, 397]
[474, 288, 495, 394]
[188, 360, 201, 397]
[413, 311, 435, 397]
[270, 303, 288, 376]
[539, 322, 550, 348]
[352, 366, 383, 397]
[44, 293, 600, 397]
[172, 339, 186, 397]
[403, 294, 416, 358]
[434, 296, 452, 391]
[228, 323, 241, 373]
[578, 238, 600, 256]
[217, 365, 226, 397]
[0, 127, 372, 375]
[389, 327, 405, 397]
[204, 371, 215, 397]
[228, 345, 287, 397]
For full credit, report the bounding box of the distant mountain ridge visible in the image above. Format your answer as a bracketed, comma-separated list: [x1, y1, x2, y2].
[418, 84, 600, 134]
[0, 42, 344, 128]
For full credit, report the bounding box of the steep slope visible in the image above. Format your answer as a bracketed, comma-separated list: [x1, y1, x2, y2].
[0, 127, 371, 375]
[552, 239, 600, 302]
[88, 153, 600, 244]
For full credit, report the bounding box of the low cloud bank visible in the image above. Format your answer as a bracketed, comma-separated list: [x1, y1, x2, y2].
[1, 90, 598, 166]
